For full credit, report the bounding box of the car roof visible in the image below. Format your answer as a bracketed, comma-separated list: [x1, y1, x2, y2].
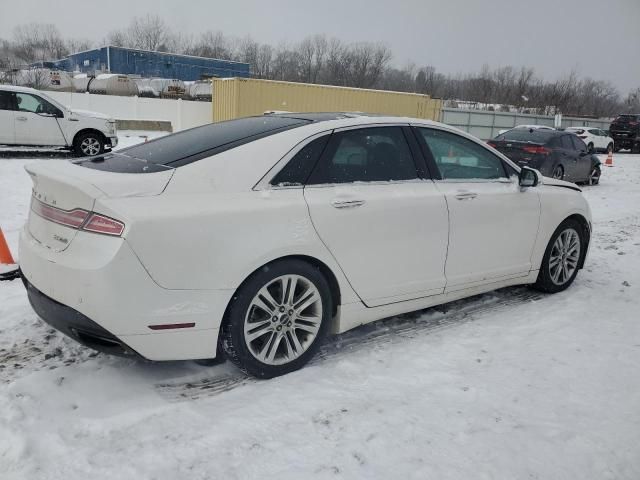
[0, 85, 39, 94]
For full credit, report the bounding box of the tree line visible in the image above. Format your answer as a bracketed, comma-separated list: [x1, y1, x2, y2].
[1, 16, 638, 117]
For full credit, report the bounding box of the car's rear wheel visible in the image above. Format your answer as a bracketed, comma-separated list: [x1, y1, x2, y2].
[588, 165, 601, 185]
[221, 259, 332, 378]
[587, 142, 594, 153]
[552, 165, 564, 180]
[632, 142, 640, 154]
[74, 132, 105, 157]
[607, 143, 614, 153]
[614, 145, 621, 153]
[533, 219, 584, 293]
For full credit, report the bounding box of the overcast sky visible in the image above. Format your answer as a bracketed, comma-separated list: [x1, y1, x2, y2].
[1, 0, 639, 93]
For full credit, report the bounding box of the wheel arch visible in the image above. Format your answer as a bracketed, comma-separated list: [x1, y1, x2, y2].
[218, 254, 343, 350]
[72, 128, 107, 148]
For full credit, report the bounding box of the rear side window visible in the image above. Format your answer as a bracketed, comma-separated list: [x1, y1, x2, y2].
[561, 135, 574, 150]
[0, 91, 14, 110]
[571, 135, 587, 152]
[76, 116, 310, 173]
[271, 135, 330, 186]
[419, 128, 507, 180]
[307, 127, 418, 184]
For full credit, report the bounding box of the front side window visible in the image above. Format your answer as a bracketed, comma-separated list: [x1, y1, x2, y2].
[15, 93, 48, 114]
[561, 135, 574, 150]
[307, 127, 418, 185]
[418, 128, 507, 180]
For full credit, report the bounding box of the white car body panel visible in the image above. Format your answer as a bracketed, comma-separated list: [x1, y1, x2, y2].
[19, 115, 593, 361]
[0, 85, 117, 150]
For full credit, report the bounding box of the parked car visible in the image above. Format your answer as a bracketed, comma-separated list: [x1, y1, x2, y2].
[609, 114, 640, 152]
[489, 129, 601, 184]
[20, 113, 592, 378]
[565, 127, 614, 153]
[0, 85, 117, 156]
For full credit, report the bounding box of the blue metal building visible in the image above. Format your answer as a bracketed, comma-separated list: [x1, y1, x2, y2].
[51, 46, 250, 81]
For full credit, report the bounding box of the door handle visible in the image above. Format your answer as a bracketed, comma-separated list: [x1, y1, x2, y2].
[16, 116, 27, 121]
[455, 192, 477, 200]
[331, 199, 366, 209]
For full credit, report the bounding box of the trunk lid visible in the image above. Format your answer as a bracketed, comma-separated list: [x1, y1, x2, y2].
[25, 160, 173, 252]
[489, 140, 547, 167]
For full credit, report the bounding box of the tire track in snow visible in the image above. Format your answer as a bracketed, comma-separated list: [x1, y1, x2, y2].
[155, 287, 546, 401]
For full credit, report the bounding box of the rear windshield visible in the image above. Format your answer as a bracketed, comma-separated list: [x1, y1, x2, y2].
[76, 116, 310, 173]
[495, 129, 556, 143]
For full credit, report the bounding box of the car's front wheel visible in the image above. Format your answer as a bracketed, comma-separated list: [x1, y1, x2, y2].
[552, 165, 564, 180]
[74, 132, 105, 157]
[533, 219, 584, 293]
[606, 143, 614, 154]
[221, 259, 332, 378]
[588, 165, 601, 185]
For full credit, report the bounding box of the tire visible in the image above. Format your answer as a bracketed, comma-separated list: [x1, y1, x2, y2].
[533, 219, 585, 293]
[614, 145, 621, 153]
[588, 165, 601, 185]
[632, 142, 640, 154]
[74, 132, 105, 157]
[588, 165, 600, 186]
[587, 142, 594, 153]
[221, 259, 333, 379]
[551, 165, 564, 180]
[607, 143, 614, 154]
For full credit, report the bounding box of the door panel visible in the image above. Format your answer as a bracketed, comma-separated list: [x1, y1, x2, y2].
[0, 90, 15, 144]
[14, 92, 66, 146]
[303, 125, 449, 306]
[415, 126, 541, 289]
[436, 181, 540, 289]
[304, 182, 449, 306]
[0, 110, 15, 144]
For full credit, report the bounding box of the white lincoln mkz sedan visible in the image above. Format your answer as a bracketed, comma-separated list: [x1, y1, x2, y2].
[20, 113, 592, 378]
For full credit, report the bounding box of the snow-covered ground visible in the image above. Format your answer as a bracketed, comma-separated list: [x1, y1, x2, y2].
[1, 154, 639, 479]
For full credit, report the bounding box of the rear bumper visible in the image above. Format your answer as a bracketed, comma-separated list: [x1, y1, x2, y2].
[19, 226, 234, 361]
[23, 274, 140, 357]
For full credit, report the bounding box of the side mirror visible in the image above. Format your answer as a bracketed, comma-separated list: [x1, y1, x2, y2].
[519, 167, 539, 188]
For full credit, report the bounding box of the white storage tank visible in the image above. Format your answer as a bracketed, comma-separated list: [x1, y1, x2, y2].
[14, 68, 74, 92]
[88, 74, 138, 96]
[134, 78, 160, 98]
[150, 78, 187, 99]
[72, 73, 91, 93]
[187, 80, 212, 101]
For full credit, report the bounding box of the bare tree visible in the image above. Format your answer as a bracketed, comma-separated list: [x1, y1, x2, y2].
[12, 23, 68, 62]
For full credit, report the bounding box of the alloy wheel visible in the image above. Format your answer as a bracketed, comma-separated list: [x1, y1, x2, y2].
[244, 274, 323, 366]
[80, 137, 101, 156]
[548, 228, 581, 286]
[552, 166, 564, 179]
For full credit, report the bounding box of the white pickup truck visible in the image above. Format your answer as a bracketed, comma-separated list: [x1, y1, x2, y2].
[0, 85, 117, 156]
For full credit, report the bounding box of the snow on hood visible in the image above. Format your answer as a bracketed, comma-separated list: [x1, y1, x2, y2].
[68, 108, 113, 121]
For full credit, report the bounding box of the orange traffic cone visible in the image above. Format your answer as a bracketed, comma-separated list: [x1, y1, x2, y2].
[604, 151, 614, 167]
[0, 227, 15, 265]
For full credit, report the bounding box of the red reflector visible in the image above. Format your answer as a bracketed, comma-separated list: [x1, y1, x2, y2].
[522, 146, 551, 155]
[148, 323, 196, 331]
[83, 214, 125, 236]
[31, 199, 89, 229]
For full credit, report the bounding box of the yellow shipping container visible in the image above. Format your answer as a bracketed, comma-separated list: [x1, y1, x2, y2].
[212, 78, 442, 123]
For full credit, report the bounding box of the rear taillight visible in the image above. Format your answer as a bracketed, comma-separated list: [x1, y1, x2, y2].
[32, 200, 89, 229]
[82, 213, 125, 236]
[487, 141, 497, 148]
[522, 146, 551, 155]
[31, 198, 124, 237]
[629, 121, 639, 126]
